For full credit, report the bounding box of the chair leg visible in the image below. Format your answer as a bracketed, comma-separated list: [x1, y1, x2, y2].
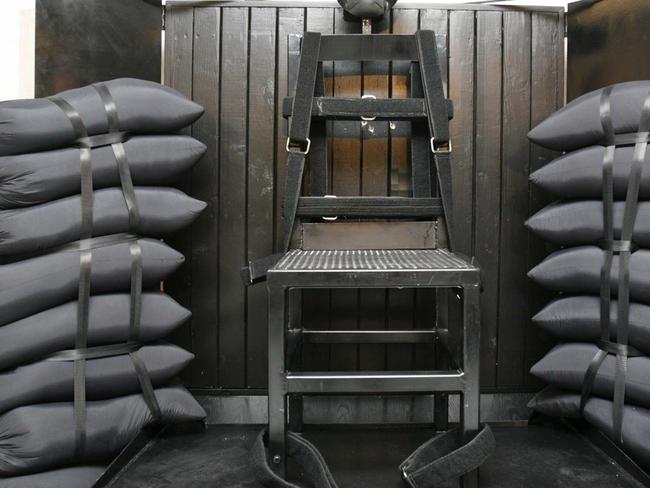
[268, 284, 287, 476]
[461, 284, 481, 488]
[434, 288, 449, 431]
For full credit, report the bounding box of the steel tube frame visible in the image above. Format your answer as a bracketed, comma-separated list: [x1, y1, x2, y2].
[267, 270, 481, 486]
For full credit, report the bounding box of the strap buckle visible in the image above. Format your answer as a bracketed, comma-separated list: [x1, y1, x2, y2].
[286, 137, 311, 155]
[361, 94, 377, 121]
[322, 195, 338, 221]
[430, 137, 452, 154]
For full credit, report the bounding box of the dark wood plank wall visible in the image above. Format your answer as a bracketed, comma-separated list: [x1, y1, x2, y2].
[164, 4, 564, 392]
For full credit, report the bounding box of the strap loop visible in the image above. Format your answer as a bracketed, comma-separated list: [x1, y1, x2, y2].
[599, 239, 637, 253]
[286, 137, 311, 155]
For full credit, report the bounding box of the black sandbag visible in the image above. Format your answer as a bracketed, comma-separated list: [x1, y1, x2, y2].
[0, 187, 206, 257]
[526, 200, 650, 247]
[0, 293, 190, 371]
[529, 145, 650, 199]
[0, 344, 193, 415]
[0, 386, 206, 477]
[0, 78, 204, 156]
[533, 296, 650, 356]
[531, 343, 650, 409]
[528, 80, 650, 151]
[529, 388, 650, 470]
[0, 135, 206, 209]
[0, 238, 184, 326]
[0, 465, 105, 488]
[528, 246, 650, 304]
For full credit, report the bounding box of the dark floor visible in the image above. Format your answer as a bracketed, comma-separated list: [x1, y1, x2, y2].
[102, 422, 646, 488]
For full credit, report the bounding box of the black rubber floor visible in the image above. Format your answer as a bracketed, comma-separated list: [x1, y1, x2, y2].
[103, 422, 645, 488]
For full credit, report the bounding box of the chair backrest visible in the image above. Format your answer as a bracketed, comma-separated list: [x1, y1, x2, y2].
[282, 31, 455, 253]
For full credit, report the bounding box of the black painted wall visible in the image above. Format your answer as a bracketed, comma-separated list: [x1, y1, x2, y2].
[163, 2, 565, 393]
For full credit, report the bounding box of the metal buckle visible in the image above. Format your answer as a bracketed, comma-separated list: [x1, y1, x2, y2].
[430, 137, 452, 154]
[361, 94, 377, 122]
[322, 194, 338, 221]
[286, 137, 311, 154]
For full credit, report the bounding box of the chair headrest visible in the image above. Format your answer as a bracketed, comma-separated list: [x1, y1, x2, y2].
[337, 0, 397, 19]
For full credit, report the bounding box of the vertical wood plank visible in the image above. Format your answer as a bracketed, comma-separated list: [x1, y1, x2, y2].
[190, 7, 220, 388]
[497, 11, 532, 388]
[246, 8, 277, 388]
[329, 7, 362, 371]
[448, 9, 475, 257]
[419, 9, 449, 377]
[218, 7, 249, 387]
[474, 10, 502, 389]
[302, 7, 335, 372]
[524, 11, 562, 388]
[163, 6, 194, 384]
[358, 12, 391, 371]
[386, 8, 419, 372]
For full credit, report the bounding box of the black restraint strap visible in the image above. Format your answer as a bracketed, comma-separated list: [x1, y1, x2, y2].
[242, 33, 321, 284]
[415, 30, 455, 251]
[582, 87, 650, 443]
[283, 32, 321, 250]
[400, 425, 495, 488]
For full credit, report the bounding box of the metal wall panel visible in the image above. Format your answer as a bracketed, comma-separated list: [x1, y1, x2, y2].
[35, 0, 161, 97]
[164, 3, 564, 393]
[567, 0, 650, 101]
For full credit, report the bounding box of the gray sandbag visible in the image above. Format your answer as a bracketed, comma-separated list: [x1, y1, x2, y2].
[529, 388, 650, 470]
[528, 80, 650, 151]
[533, 296, 650, 356]
[531, 343, 650, 409]
[0, 78, 204, 156]
[0, 386, 206, 477]
[0, 238, 184, 326]
[528, 246, 650, 304]
[529, 145, 650, 199]
[0, 344, 193, 415]
[0, 135, 206, 209]
[0, 293, 190, 371]
[0, 465, 105, 488]
[526, 200, 650, 247]
[0, 187, 206, 257]
[527, 386, 582, 419]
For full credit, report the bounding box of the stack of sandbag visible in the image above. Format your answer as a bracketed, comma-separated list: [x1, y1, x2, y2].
[0, 78, 208, 486]
[525, 80, 650, 470]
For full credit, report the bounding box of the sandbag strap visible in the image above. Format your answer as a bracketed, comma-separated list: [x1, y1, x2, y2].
[585, 87, 650, 442]
[399, 425, 495, 488]
[129, 351, 163, 422]
[92, 82, 140, 231]
[596, 339, 642, 358]
[46, 342, 141, 361]
[599, 239, 637, 253]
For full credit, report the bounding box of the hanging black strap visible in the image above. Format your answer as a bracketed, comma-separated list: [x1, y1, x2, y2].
[415, 30, 455, 251]
[582, 87, 650, 443]
[399, 425, 495, 488]
[242, 32, 321, 284]
[282, 32, 321, 251]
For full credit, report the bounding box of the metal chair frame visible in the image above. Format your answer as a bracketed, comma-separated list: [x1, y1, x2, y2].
[265, 30, 482, 488]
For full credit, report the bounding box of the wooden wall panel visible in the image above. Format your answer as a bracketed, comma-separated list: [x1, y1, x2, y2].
[164, 4, 565, 393]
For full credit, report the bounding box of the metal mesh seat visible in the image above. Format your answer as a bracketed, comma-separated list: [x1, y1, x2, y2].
[273, 249, 475, 272]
